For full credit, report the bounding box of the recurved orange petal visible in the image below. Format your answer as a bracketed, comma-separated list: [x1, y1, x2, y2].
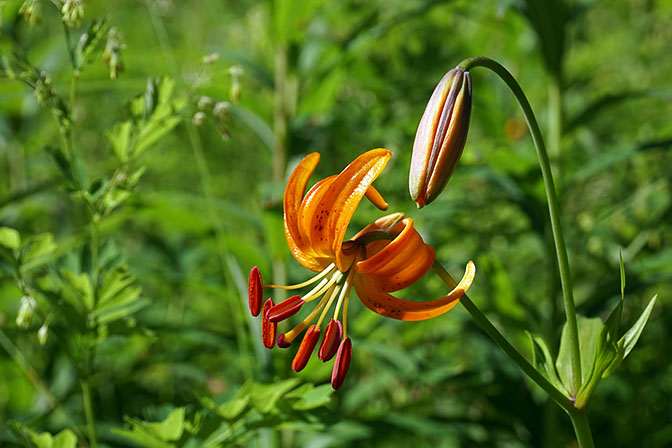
[354, 261, 476, 321]
[355, 217, 435, 291]
[283, 153, 324, 271]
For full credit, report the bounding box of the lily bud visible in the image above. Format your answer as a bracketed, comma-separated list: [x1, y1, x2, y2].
[409, 68, 472, 208]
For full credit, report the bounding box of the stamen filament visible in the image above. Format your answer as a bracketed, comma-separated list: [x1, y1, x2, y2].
[343, 290, 351, 338]
[333, 268, 356, 321]
[316, 283, 342, 328]
[265, 263, 336, 290]
[302, 271, 342, 303]
[283, 285, 336, 343]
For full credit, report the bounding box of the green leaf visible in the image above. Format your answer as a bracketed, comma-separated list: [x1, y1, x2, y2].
[134, 115, 182, 156]
[114, 408, 185, 447]
[200, 394, 250, 421]
[527, 332, 568, 396]
[287, 383, 334, 410]
[0, 227, 21, 250]
[52, 430, 77, 448]
[107, 121, 133, 161]
[60, 268, 94, 312]
[217, 396, 250, 420]
[74, 19, 109, 69]
[113, 427, 173, 448]
[21, 233, 56, 268]
[621, 294, 658, 359]
[96, 267, 139, 309]
[143, 407, 185, 441]
[241, 378, 300, 414]
[7, 424, 77, 448]
[96, 297, 150, 324]
[576, 319, 621, 407]
[556, 316, 602, 396]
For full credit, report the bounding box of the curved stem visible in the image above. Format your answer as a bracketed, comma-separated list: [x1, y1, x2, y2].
[432, 263, 574, 412]
[457, 56, 582, 396]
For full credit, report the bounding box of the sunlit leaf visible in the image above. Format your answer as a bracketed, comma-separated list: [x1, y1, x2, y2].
[0, 227, 21, 251]
[21, 233, 56, 271]
[286, 383, 334, 410]
[60, 268, 94, 311]
[621, 295, 658, 359]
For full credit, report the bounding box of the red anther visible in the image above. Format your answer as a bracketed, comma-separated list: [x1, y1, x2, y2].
[291, 325, 321, 372]
[277, 334, 291, 348]
[318, 319, 343, 361]
[331, 337, 352, 390]
[248, 266, 263, 316]
[267, 295, 305, 323]
[261, 298, 276, 349]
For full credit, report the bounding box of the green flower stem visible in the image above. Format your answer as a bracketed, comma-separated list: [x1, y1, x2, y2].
[432, 263, 574, 412]
[457, 56, 582, 396]
[569, 409, 595, 448]
[81, 378, 98, 448]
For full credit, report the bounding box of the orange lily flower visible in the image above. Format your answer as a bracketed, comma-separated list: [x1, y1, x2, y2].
[249, 149, 475, 389]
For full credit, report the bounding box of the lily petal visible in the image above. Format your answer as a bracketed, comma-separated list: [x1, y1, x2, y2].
[308, 148, 390, 271]
[299, 175, 337, 266]
[283, 152, 324, 271]
[354, 261, 476, 321]
[356, 217, 435, 291]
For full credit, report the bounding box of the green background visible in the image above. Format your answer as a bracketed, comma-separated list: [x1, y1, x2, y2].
[0, 0, 670, 446]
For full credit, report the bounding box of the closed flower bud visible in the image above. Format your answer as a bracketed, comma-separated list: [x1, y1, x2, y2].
[198, 96, 214, 112]
[37, 324, 49, 345]
[16, 296, 36, 329]
[409, 68, 472, 208]
[192, 111, 206, 127]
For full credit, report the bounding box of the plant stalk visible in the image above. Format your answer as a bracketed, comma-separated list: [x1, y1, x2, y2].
[432, 263, 574, 412]
[81, 378, 98, 448]
[568, 409, 595, 448]
[457, 56, 582, 396]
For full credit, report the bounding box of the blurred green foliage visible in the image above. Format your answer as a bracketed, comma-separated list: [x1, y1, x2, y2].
[0, 0, 670, 447]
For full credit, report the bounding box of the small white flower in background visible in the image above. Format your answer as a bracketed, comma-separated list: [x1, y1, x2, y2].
[37, 325, 49, 345]
[229, 65, 243, 102]
[213, 101, 230, 121]
[16, 296, 36, 329]
[103, 27, 126, 79]
[198, 96, 214, 112]
[19, 0, 41, 26]
[192, 111, 206, 127]
[202, 53, 219, 64]
[61, 0, 84, 28]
